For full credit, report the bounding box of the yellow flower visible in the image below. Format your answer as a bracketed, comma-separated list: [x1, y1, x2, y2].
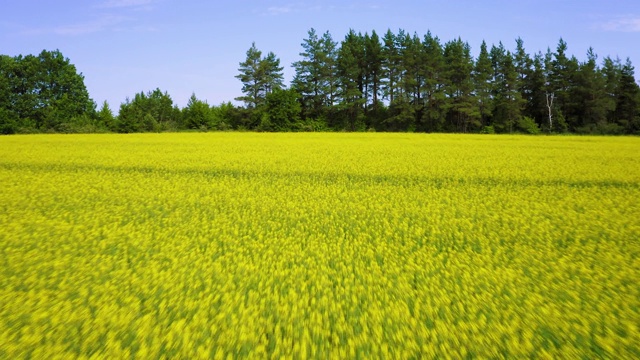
[0, 133, 638, 358]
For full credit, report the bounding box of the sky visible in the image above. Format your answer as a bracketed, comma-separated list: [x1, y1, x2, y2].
[2, 0, 640, 110]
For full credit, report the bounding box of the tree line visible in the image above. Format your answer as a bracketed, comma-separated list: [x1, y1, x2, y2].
[0, 50, 236, 134]
[1, 29, 639, 135]
[237, 29, 640, 134]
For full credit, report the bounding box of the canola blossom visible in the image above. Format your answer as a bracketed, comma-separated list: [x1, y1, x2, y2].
[0, 133, 639, 358]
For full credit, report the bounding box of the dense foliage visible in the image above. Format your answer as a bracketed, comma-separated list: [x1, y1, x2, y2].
[2, 29, 639, 134]
[0, 50, 95, 134]
[282, 29, 640, 134]
[1, 133, 639, 357]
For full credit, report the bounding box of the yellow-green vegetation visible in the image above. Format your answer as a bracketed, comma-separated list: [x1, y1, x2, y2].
[1, 133, 639, 358]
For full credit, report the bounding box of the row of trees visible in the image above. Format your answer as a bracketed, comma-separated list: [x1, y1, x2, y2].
[2, 29, 640, 134]
[0, 50, 241, 134]
[0, 50, 305, 134]
[236, 29, 640, 134]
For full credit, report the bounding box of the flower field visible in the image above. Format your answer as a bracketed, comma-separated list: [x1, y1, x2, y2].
[0, 133, 639, 358]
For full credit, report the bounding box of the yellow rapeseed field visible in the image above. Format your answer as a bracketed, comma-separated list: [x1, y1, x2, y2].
[0, 133, 639, 358]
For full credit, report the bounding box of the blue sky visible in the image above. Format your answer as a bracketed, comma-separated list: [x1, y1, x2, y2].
[2, 0, 639, 110]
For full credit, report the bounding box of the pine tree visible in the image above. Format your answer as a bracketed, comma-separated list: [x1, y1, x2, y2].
[513, 38, 538, 130]
[420, 31, 447, 132]
[391, 32, 423, 131]
[474, 41, 493, 128]
[549, 39, 580, 130]
[381, 29, 400, 104]
[292, 28, 327, 119]
[365, 30, 383, 110]
[602, 56, 621, 125]
[514, 38, 532, 95]
[491, 45, 523, 133]
[183, 93, 214, 130]
[571, 48, 612, 132]
[444, 38, 478, 132]
[543, 48, 562, 132]
[336, 30, 366, 130]
[97, 100, 116, 131]
[261, 52, 284, 95]
[235, 43, 263, 109]
[320, 31, 339, 108]
[615, 58, 640, 133]
[524, 52, 548, 128]
[235, 43, 284, 109]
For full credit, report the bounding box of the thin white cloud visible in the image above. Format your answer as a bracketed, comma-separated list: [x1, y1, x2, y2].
[132, 25, 159, 33]
[21, 14, 158, 36]
[51, 15, 128, 35]
[98, 0, 153, 9]
[266, 6, 294, 15]
[260, 1, 381, 16]
[599, 16, 640, 32]
[18, 0, 158, 36]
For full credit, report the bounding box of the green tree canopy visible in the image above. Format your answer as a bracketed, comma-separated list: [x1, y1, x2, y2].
[182, 94, 215, 130]
[0, 50, 95, 133]
[117, 89, 179, 133]
[261, 88, 302, 131]
[235, 43, 284, 109]
[292, 28, 338, 120]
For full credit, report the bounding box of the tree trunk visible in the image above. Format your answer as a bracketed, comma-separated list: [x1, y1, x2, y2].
[546, 92, 554, 132]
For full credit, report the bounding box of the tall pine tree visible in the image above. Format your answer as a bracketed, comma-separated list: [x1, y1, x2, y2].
[292, 28, 327, 119]
[444, 38, 478, 132]
[336, 30, 366, 130]
[236, 43, 284, 109]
